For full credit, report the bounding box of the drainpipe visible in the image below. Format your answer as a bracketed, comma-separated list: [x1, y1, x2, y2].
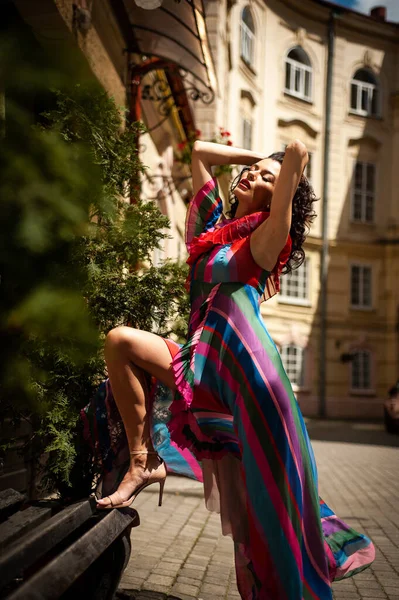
[319, 11, 337, 418]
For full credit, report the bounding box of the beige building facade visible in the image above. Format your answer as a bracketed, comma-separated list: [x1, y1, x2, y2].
[193, 0, 399, 418]
[8, 0, 399, 425]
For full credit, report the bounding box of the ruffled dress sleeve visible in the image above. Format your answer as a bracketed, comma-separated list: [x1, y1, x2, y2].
[185, 177, 223, 252]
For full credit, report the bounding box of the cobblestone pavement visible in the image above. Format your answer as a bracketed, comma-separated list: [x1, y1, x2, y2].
[118, 420, 399, 600]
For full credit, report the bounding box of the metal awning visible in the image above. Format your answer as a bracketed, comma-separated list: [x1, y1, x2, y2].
[122, 0, 217, 100]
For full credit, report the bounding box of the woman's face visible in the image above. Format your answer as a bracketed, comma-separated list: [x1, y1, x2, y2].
[234, 158, 281, 216]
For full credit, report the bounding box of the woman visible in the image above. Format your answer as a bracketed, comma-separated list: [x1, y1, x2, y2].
[94, 140, 375, 599]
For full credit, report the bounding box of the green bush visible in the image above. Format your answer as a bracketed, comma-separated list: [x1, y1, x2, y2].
[0, 59, 189, 498]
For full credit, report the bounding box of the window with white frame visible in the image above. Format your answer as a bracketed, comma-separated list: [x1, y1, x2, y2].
[281, 345, 305, 387]
[351, 350, 372, 390]
[352, 161, 375, 224]
[350, 69, 380, 117]
[279, 259, 310, 305]
[240, 7, 255, 67]
[242, 117, 253, 149]
[284, 47, 312, 102]
[351, 265, 372, 309]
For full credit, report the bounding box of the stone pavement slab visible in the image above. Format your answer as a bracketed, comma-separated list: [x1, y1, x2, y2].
[118, 421, 399, 599]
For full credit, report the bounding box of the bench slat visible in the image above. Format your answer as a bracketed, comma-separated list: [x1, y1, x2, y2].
[0, 506, 52, 550]
[0, 496, 97, 590]
[6, 508, 137, 600]
[0, 490, 26, 522]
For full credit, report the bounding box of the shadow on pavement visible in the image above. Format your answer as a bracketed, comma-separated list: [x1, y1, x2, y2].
[305, 418, 399, 448]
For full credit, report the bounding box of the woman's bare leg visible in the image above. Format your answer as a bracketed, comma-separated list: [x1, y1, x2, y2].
[96, 326, 176, 507]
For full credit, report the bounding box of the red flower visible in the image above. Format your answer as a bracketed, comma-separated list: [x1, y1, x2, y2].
[195, 129, 202, 137]
[177, 141, 186, 150]
[227, 140, 233, 146]
[225, 131, 231, 137]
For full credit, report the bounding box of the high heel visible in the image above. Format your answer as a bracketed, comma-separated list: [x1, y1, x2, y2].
[158, 478, 165, 507]
[96, 450, 167, 510]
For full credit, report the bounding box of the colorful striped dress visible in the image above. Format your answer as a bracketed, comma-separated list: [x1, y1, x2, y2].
[166, 177, 375, 599]
[82, 177, 375, 600]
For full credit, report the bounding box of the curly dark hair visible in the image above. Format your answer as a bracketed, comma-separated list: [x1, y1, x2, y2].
[227, 151, 318, 275]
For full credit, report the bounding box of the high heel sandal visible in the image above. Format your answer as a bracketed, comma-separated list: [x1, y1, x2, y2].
[96, 450, 166, 510]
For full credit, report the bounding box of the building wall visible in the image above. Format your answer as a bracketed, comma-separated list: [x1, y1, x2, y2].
[15, 0, 188, 260]
[194, 0, 399, 418]
[55, 0, 128, 106]
[14, 0, 127, 106]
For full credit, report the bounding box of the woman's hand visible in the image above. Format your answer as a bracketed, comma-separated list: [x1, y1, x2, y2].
[191, 141, 267, 198]
[250, 140, 308, 272]
[285, 139, 309, 163]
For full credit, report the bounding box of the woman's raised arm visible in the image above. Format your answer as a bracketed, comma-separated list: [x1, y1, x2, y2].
[250, 140, 308, 272]
[191, 140, 267, 197]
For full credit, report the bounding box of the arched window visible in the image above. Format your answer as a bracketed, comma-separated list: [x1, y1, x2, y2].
[350, 69, 380, 117]
[351, 350, 372, 390]
[280, 344, 305, 387]
[284, 47, 312, 101]
[240, 7, 255, 67]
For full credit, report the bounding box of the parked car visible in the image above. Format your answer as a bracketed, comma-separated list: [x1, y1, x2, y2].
[384, 381, 399, 434]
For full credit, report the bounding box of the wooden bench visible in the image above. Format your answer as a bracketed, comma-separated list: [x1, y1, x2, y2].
[0, 488, 139, 600]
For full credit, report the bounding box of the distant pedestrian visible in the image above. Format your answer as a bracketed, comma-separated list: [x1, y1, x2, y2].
[93, 140, 375, 599]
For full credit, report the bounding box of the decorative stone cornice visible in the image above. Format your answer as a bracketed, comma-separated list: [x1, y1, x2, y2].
[240, 89, 257, 106]
[278, 118, 318, 138]
[348, 135, 382, 150]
